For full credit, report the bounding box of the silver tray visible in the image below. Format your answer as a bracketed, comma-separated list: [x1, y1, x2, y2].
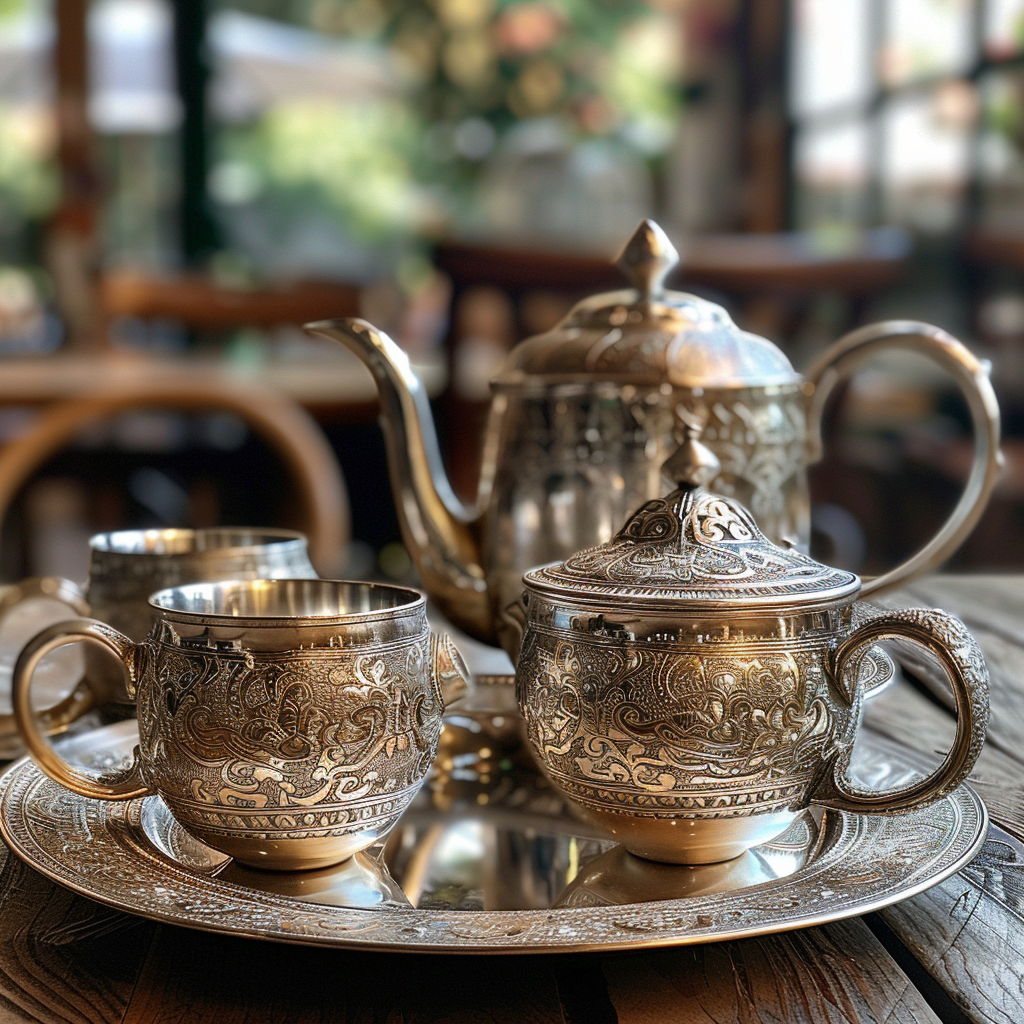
[0, 677, 987, 954]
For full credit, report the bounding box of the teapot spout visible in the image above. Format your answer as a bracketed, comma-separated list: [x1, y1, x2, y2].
[305, 318, 494, 642]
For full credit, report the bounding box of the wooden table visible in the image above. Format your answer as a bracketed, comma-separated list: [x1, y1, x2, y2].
[0, 574, 1020, 1023]
[0, 349, 447, 422]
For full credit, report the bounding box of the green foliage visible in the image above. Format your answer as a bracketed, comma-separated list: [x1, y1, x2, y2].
[211, 1, 683, 247]
[218, 99, 424, 241]
[0, 0, 29, 23]
[0, 107, 59, 227]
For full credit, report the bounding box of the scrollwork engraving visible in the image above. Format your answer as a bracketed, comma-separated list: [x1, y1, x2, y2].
[518, 628, 847, 823]
[134, 634, 442, 845]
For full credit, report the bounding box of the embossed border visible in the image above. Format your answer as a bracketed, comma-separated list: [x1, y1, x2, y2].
[0, 722, 987, 954]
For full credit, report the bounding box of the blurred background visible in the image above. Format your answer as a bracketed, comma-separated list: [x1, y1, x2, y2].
[1, 0, 1023, 586]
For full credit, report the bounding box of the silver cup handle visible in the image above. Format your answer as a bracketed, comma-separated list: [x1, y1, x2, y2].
[0, 577, 95, 750]
[12, 618, 149, 801]
[814, 606, 988, 814]
[806, 320, 1002, 596]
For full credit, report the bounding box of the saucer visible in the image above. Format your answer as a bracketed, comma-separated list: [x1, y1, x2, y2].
[0, 697, 986, 953]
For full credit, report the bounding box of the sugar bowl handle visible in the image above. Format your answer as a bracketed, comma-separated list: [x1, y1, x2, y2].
[815, 607, 989, 814]
[806, 321, 1001, 597]
[430, 632, 471, 706]
[12, 619, 150, 801]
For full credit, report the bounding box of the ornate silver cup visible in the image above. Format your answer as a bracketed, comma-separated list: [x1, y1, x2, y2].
[13, 579, 468, 870]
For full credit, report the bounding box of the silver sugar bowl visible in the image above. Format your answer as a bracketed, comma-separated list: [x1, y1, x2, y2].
[515, 429, 989, 864]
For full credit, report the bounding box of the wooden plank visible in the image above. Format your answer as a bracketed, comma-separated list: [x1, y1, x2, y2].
[122, 925, 576, 1024]
[120, 910, 941, 1024]
[863, 674, 1024, 841]
[900, 577, 1024, 648]
[879, 577, 1024, 766]
[875, 824, 1024, 1024]
[601, 918, 940, 1023]
[0, 853, 152, 1024]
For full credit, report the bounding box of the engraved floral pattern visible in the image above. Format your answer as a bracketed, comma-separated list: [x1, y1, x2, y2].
[134, 633, 442, 843]
[528, 488, 856, 606]
[517, 628, 845, 819]
[483, 384, 811, 651]
[0, 722, 987, 953]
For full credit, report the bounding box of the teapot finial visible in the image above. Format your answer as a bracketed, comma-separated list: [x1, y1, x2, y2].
[615, 219, 679, 302]
[662, 414, 720, 490]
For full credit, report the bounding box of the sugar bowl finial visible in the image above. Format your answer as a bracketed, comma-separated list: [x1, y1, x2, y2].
[661, 416, 721, 490]
[615, 219, 679, 302]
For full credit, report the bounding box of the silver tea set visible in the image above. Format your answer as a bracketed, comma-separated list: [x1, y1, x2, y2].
[5, 219, 997, 871]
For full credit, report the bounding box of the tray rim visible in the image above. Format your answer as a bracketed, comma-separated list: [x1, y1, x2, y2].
[0, 720, 988, 955]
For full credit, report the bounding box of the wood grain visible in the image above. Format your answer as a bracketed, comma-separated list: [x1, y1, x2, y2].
[119, 913, 937, 1024]
[601, 918, 940, 1024]
[0, 855, 152, 1024]
[879, 577, 1024, 766]
[875, 825, 1024, 1024]
[122, 926, 582, 1024]
[899, 577, 1024, 648]
[863, 669, 1024, 841]
[1, 572, 1022, 1023]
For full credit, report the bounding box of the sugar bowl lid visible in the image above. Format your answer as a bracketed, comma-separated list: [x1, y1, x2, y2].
[524, 427, 859, 612]
[492, 220, 800, 390]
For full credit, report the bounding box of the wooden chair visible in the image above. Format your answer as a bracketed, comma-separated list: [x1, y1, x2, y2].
[0, 371, 351, 577]
[99, 271, 362, 332]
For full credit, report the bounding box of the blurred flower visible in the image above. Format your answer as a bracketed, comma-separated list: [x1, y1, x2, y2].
[508, 57, 564, 117]
[434, 0, 495, 29]
[574, 94, 616, 135]
[310, 0, 388, 37]
[933, 78, 978, 131]
[442, 27, 496, 87]
[211, 0, 684, 261]
[391, 21, 441, 83]
[494, 2, 563, 55]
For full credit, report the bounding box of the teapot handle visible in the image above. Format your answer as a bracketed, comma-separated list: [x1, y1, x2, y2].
[805, 320, 1001, 597]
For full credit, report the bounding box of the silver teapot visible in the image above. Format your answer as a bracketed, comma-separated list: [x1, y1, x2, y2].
[308, 220, 1000, 655]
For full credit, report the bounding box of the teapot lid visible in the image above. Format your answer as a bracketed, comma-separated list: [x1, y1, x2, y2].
[492, 220, 801, 390]
[523, 425, 858, 612]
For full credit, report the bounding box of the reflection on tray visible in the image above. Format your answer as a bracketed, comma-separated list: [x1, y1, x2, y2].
[218, 853, 411, 909]
[555, 812, 821, 908]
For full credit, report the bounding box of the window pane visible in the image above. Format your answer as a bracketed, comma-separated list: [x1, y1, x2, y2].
[793, 120, 871, 228]
[979, 69, 1024, 229]
[881, 84, 974, 231]
[790, 0, 873, 117]
[0, 0, 59, 352]
[88, 0, 181, 269]
[986, 0, 1024, 58]
[881, 0, 975, 86]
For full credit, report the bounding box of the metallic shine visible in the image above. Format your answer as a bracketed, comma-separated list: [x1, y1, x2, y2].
[516, 481, 990, 864]
[0, 528, 318, 752]
[0, 712, 989, 952]
[306, 221, 1000, 655]
[11, 580, 469, 870]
